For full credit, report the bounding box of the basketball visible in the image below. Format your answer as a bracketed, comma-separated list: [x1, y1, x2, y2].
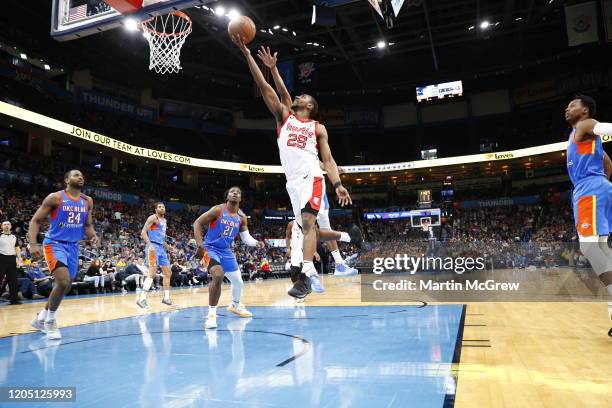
[228, 16, 256, 44]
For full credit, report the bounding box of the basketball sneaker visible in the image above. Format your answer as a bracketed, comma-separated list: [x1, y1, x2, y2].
[161, 298, 173, 306]
[348, 225, 366, 249]
[227, 303, 253, 317]
[310, 274, 325, 293]
[44, 320, 61, 340]
[205, 315, 217, 330]
[288, 274, 312, 299]
[136, 299, 149, 309]
[30, 317, 46, 333]
[334, 263, 358, 277]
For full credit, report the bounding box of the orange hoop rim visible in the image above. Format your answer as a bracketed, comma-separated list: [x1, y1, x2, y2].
[141, 10, 192, 38]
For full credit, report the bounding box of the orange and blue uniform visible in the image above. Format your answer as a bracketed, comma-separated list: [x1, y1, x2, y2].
[567, 129, 612, 236]
[202, 205, 241, 273]
[146, 216, 170, 268]
[42, 190, 90, 279]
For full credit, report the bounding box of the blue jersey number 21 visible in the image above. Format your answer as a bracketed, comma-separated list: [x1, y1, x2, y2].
[222, 226, 234, 237]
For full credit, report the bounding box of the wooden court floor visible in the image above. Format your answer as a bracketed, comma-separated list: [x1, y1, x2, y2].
[1, 273, 611, 408]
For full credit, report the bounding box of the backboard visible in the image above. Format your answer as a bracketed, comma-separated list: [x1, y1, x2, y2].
[51, 0, 212, 41]
[410, 209, 441, 228]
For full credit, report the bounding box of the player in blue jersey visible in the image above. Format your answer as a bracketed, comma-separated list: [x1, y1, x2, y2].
[137, 202, 174, 308]
[565, 95, 612, 337]
[27, 169, 98, 340]
[193, 186, 264, 329]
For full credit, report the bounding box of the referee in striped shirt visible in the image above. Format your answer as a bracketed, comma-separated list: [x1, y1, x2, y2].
[0, 220, 22, 305]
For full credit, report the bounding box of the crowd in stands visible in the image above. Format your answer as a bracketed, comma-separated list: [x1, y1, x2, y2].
[360, 202, 580, 271]
[1, 170, 586, 303]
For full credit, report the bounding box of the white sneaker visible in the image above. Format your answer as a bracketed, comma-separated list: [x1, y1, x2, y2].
[334, 263, 358, 277]
[205, 315, 217, 330]
[30, 317, 46, 333]
[310, 274, 325, 293]
[227, 303, 253, 318]
[44, 320, 61, 340]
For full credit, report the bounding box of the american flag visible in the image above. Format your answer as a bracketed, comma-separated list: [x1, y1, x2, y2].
[68, 4, 88, 22]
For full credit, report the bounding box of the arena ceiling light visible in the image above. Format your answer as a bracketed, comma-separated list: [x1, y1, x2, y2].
[19, 53, 27, 60]
[368, 41, 394, 50]
[480, 20, 490, 29]
[124, 18, 139, 32]
[226, 9, 240, 21]
[44, 64, 51, 70]
[214, 6, 226, 17]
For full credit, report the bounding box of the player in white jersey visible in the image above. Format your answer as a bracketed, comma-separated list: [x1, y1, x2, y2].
[257, 47, 362, 283]
[232, 38, 353, 298]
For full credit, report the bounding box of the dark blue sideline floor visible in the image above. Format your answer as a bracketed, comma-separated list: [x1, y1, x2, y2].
[0, 305, 465, 408]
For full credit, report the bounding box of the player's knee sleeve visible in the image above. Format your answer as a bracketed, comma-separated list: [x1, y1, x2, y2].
[579, 237, 612, 275]
[225, 270, 243, 302]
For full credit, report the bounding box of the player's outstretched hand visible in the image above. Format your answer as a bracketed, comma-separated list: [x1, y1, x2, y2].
[257, 46, 278, 68]
[89, 234, 99, 247]
[336, 185, 352, 207]
[256, 241, 266, 249]
[231, 34, 250, 56]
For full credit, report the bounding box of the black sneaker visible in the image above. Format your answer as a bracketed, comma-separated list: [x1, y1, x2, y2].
[288, 274, 312, 299]
[348, 225, 366, 249]
[608, 327, 611, 337]
[290, 264, 302, 283]
[9, 300, 22, 305]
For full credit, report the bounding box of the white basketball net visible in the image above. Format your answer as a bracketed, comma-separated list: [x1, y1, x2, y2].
[141, 11, 192, 74]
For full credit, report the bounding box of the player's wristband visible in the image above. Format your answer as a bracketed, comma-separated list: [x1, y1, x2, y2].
[333, 181, 343, 189]
[240, 230, 259, 247]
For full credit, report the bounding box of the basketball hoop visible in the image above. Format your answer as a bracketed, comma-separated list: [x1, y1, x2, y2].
[141, 11, 192, 74]
[421, 221, 430, 233]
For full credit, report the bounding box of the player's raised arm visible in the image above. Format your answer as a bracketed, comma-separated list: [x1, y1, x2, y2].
[27, 193, 60, 260]
[140, 215, 157, 246]
[257, 46, 292, 109]
[317, 123, 352, 207]
[84, 197, 98, 246]
[193, 205, 222, 249]
[231, 36, 288, 123]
